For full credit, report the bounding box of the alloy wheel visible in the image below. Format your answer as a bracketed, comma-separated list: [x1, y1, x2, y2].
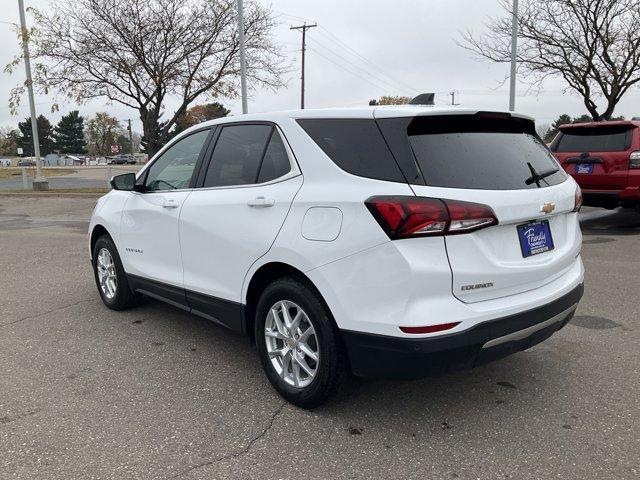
[264, 300, 320, 388]
[96, 248, 117, 300]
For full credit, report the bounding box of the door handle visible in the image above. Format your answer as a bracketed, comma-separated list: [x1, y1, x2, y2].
[247, 197, 275, 208]
[162, 199, 179, 209]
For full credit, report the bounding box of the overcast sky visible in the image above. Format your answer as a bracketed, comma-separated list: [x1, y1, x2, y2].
[2, 0, 640, 134]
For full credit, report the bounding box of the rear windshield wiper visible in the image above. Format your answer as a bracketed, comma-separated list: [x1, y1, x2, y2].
[525, 162, 559, 186]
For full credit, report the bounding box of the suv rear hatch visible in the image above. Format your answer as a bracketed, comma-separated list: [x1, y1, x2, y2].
[551, 122, 637, 191]
[377, 113, 581, 303]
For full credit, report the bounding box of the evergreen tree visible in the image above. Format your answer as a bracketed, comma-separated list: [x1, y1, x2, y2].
[17, 115, 56, 156]
[54, 110, 86, 153]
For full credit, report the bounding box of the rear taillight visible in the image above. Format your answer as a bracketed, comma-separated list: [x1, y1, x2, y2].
[630, 151, 640, 169]
[365, 196, 498, 239]
[446, 200, 499, 233]
[573, 186, 583, 212]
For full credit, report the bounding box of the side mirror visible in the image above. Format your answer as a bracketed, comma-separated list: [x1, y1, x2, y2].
[110, 172, 136, 191]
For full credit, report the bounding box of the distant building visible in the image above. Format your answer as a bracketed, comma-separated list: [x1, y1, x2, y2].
[43, 154, 88, 166]
[43, 153, 60, 166]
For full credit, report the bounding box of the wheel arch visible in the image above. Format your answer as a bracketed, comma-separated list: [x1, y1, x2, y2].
[243, 261, 337, 344]
[90, 224, 111, 258]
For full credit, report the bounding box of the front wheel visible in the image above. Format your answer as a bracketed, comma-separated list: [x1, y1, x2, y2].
[255, 277, 347, 409]
[92, 234, 139, 310]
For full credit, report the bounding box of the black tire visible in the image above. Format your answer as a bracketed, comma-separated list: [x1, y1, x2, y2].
[255, 277, 347, 409]
[92, 234, 139, 310]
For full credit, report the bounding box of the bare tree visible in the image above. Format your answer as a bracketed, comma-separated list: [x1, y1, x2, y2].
[459, 0, 640, 121]
[536, 122, 552, 141]
[369, 96, 413, 106]
[7, 0, 285, 155]
[85, 112, 122, 156]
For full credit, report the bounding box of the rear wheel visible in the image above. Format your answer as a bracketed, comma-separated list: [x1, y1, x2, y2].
[92, 234, 139, 310]
[255, 277, 346, 409]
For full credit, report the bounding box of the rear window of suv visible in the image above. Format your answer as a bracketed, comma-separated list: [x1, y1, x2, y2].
[404, 115, 567, 190]
[553, 126, 633, 152]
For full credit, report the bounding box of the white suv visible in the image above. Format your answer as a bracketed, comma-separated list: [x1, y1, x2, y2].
[89, 106, 584, 408]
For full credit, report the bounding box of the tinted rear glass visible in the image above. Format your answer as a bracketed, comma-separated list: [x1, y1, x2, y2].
[297, 119, 405, 183]
[406, 115, 566, 190]
[554, 126, 632, 152]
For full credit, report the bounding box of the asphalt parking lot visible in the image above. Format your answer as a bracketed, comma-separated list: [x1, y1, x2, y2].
[1, 196, 638, 480]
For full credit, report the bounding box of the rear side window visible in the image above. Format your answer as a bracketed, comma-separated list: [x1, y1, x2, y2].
[405, 115, 566, 190]
[554, 126, 632, 152]
[297, 119, 405, 183]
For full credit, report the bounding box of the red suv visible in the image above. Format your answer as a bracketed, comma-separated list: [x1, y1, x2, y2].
[550, 120, 640, 209]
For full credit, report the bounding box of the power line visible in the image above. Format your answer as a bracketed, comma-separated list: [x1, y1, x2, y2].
[274, 10, 308, 23]
[277, 10, 420, 94]
[306, 46, 396, 93]
[317, 26, 419, 93]
[308, 38, 413, 94]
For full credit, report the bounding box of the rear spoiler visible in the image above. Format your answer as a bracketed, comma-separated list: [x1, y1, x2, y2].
[559, 121, 638, 131]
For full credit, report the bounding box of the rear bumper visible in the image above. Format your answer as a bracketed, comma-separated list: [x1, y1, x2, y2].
[341, 283, 584, 379]
[583, 187, 640, 207]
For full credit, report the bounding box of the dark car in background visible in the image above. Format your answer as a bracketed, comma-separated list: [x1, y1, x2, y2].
[550, 120, 640, 210]
[108, 155, 137, 165]
[17, 159, 37, 167]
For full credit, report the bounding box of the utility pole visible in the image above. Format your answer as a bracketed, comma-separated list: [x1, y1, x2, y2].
[450, 91, 456, 106]
[18, 0, 47, 190]
[127, 119, 134, 160]
[237, 0, 248, 114]
[290, 23, 317, 109]
[509, 0, 519, 112]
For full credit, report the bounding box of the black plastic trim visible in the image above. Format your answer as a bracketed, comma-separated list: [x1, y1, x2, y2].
[186, 289, 243, 332]
[341, 283, 584, 379]
[375, 117, 426, 185]
[127, 274, 243, 333]
[582, 192, 635, 208]
[128, 274, 189, 310]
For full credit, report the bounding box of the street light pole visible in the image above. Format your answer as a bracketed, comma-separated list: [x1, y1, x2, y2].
[18, 0, 48, 190]
[237, 0, 248, 114]
[509, 0, 519, 112]
[127, 119, 134, 160]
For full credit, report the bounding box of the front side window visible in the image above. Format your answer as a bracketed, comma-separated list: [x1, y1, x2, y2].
[203, 124, 291, 188]
[144, 129, 210, 191]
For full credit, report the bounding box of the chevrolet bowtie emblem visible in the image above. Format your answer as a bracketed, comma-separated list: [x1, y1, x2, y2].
[540, 202, 555, 214]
